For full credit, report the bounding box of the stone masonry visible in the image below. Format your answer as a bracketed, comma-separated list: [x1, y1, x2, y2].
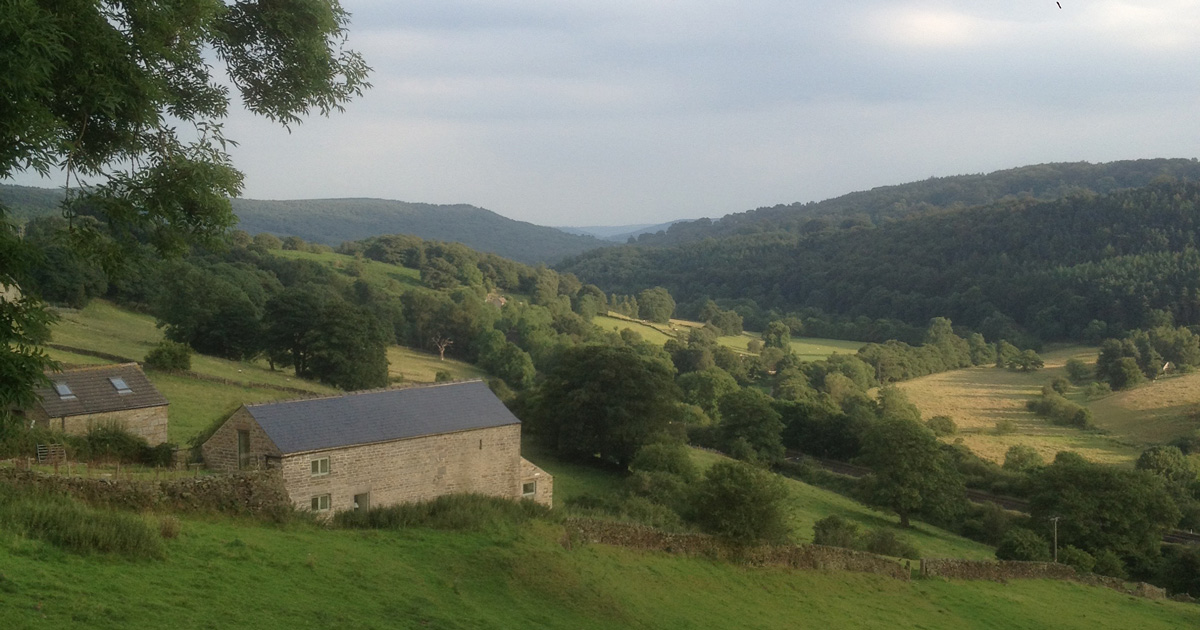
[26, 405, 169, 446]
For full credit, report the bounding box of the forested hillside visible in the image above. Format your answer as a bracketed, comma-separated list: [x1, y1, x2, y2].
[631, 159, 1200, 246]
[559, 180, 1200, 344]
[232, 197, 607, 264]
[0, 185, 607, 265]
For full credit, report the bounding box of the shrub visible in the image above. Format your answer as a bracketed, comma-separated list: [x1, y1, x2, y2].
[1026, 388, 1093, 428]
[434, 370, 453, 383]
[994, 419, 1017, 435]
[691, 460, 789, 544]
[332, 493, 555, 532]
[1057, 545, 1095, 573]
[78, 421, 149, 463]
[995, 527, 1050, 561]
[144, 340, 191, 371]
[1092, 549, 1127, 579]
[812, 515, 861, 549]
[960, 501, 1014, 545]
[863, 528, 919, 559]
[1065, 358, 1093, 385]
[925, 415, 957, 437]
[629, 442, 698, 480]
[1049, 377, 1070, 395]
[1083, 381, 1113, 399]
[747, 339, 764, 354]
[1002, 445, 1044, 473]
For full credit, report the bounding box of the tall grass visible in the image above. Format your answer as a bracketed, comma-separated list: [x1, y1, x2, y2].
[333, 493, 556, 532]
[0, 484, 165, 559]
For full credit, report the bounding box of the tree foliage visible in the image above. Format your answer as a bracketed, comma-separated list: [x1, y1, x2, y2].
[857, 416, 966, 527]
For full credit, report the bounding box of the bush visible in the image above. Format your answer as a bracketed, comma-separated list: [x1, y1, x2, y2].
[1002, 445, 1044, 473]
[691, 460, 789, 544]
[144, 340, 191, 371]
[863, 528, 919, 559]
[925, 415, 957, 437]
[77, 422, 149, 463]
[994, 419, 1017, 435]
[1065, 358, 1093, 385]
[995, 527, 1050, 561]
[629, 442, 698, 480]
[812, 515, 861, 549]
[1026, 388, 1093, 428]
[434, 370, 453, 383]
[1049, 377, 1070, 395]
[1092, 549, 1127, 579]
[1083, 381, 1113, 399]
[332, 493, 555, 532]
[959, 501, 1014, 545]
[1057, 545, 1095, 573]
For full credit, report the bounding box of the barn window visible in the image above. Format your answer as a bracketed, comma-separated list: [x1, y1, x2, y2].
[310, 457, 330, 477]
[311, 494, 331, 512]
[54, 382, 76, 400]
[522, 481, 536, 498]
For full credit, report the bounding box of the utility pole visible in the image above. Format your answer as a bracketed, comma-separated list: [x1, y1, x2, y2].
[1049, 516, 1061, 563]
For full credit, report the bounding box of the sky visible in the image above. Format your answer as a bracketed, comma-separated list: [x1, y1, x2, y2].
[14, 1, 1200, 226]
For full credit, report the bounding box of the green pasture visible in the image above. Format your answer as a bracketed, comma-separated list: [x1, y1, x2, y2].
[687, 450, 994, 560]
[272, 248, 422, 294]
[388, 346, 489, 384]
[0, 507, 1193, 629]
[592, 313, 677, 345]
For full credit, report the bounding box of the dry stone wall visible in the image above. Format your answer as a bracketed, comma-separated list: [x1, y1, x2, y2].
[566, 519, 910, 580]
[0, 467, 291, 520]
[920, 559, 1167, 600]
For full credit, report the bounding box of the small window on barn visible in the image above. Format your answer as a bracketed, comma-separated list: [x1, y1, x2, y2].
[522, 481, 536, 498]
[54, 382, 76, 400]
[108, 377, 132, 394]
[311, 494, 331, 512]
[310, 457, 330, 477]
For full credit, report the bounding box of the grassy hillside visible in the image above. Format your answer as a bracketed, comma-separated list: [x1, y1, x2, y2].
[594, 312, 862, 361]
[272, 248, 423, 294]
[44, 301, 486, 444]
[1087, 371, 1200, 445]
[0, 510, 1195, 629]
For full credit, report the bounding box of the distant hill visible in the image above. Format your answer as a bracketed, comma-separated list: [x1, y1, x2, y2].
[632, 158, 1200, 246]
[559, 180, 1200, 343]
[230, 197, 608, 265]
[558, 220, 691, 242]
[0, 185, 610, 265]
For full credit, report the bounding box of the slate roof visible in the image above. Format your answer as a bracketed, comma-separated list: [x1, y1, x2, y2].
[35, 363, 168, 418]
[244, 380, 521, 455]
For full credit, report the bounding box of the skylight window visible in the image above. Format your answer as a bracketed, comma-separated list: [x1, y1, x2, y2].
[109, 377, 132, 394]
[54, 382, 76, 400]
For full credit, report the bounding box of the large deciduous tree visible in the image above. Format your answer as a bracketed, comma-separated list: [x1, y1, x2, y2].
[1, 0, 369, 420]
[857, 415, 966, 528]
[527, 344, 680, 467]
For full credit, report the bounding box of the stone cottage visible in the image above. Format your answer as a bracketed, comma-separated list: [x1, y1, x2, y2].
[22, 363, 169, 445]
[200, 380, 552, 513]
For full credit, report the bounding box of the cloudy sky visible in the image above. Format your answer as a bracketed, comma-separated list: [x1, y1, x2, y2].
[18, 0, 1200, 226]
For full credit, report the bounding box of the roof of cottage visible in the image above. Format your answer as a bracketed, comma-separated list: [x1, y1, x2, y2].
[34, 363, 168, 418]
[243, 380, 520, 455]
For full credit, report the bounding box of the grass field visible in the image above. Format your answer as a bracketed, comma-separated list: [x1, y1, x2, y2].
[524, 441, 992, 560]
[1086, 371, 1200, 445]
[1, 508, 1194, 629]
[43, 300, 491, 445]
[388, 346, 489, 384]
[592, 313, 677, 345]
[272, 248, 422, 294]
[894, 347, 1141, 465]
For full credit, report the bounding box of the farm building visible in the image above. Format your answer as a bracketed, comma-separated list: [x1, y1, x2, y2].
[200, 380, 552, 512]
[21, 363, 169, 445]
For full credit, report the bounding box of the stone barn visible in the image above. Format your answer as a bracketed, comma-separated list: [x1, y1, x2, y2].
[200, 380, 552, 512]
[22, 363, 169, 445]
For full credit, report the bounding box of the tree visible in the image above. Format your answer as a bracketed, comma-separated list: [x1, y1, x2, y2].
[762, 320, 791, 350]
[1002, 444, 1044, 473]
[717, 388, 785, 463]
[677, 367, 740, 422]
[1, 0, 369, 419]
[691, 460, 790, 544]
[637, 287, 676, 323]
[306, 300, 389, 390]
[857, 416, 966, 527]
[1007, 349, 1044, 372]
[1029, 452, 1180, 558]
[528, 344, 680, 467]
